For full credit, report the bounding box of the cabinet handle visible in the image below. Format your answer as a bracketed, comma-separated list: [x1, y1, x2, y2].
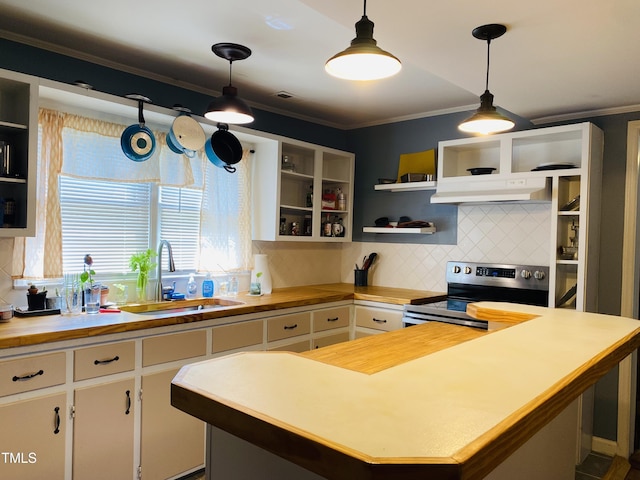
[372, 318, 387, 324]
[94, 355, 120, 365]
[326, 317, 339, 322]
[125, 390, 131, 415]
[12, 369, 44, 382]
[283, 324, 298, 330]
[54, 406, 60, 434]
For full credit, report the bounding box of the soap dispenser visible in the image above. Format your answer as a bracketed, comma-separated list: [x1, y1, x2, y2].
[187, 274, 197, 299]
[202, 273, 214, 298]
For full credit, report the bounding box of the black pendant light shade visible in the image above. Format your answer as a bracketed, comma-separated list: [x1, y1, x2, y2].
[205, 43, 254, 125]
[459, 24, 515, 135]
[325, 0, 401, 81]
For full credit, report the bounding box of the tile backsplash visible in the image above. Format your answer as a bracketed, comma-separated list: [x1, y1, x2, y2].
[0, 203, 550, 305]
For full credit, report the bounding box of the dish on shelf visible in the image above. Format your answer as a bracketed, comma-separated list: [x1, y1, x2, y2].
[531, 162, 577, 171]
[467, 167, 496, 175]
[377, 178, 396, 184]
[560, 194, 580, 211]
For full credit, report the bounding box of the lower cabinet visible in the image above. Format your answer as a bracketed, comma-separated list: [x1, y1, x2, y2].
[0, 392, 66, 480]
[73, 378, 135, 480]
[141, 369, 204, 479]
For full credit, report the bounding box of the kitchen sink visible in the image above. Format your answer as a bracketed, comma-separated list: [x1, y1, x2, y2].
[120, 298, 244, 315]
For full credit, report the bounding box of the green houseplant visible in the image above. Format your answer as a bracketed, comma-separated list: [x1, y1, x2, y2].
[130, 249, 157, 302]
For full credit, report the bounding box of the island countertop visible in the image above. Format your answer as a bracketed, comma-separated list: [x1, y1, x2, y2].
[171, 303, 640, 480]
[0, 284, 446, 350]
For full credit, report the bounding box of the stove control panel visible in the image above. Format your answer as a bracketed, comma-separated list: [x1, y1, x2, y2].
[447, 261, 550, 290]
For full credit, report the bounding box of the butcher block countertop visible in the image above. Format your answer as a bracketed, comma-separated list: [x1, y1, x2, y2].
[0, 284, 445, 350]
[171, 302, 640, 480]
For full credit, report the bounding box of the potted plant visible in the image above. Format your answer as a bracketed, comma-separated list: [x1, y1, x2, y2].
[26, 284, 47, 311]
[130, 249, 157, 302]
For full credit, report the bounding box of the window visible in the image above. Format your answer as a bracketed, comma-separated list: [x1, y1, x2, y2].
[18, 108, 254, 283]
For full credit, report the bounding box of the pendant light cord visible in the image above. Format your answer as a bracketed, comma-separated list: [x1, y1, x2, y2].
[485, 38, 491, 92]
[363, 0, 367, 16]
[228, 61, 233, 86]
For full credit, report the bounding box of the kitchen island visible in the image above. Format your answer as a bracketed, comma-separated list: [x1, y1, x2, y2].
[171, 302, 640, 480]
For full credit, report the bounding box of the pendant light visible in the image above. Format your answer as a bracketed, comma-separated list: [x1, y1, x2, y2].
[325, 0, 401, 81]
[205, 43, 254, 125]
[458, 24, 515, 135]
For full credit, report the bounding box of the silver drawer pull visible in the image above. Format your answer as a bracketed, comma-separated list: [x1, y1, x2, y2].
[372, 318, 387, 324]
[12, 369, 44, 382]
[283, 324, 298, 330]
[94, 355, 120, 365]
[326, 317, 339, 322]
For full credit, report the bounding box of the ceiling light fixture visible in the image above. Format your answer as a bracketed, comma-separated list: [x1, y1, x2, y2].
[205, 43, 254, 125]
[325, 0, 401, 81]
[458, 24, 515, 135]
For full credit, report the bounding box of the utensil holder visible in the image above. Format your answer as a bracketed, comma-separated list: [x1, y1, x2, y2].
[354, 269, 368, 287]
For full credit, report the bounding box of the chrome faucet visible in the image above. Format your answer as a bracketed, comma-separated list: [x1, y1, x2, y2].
[156, 240, 175, 301]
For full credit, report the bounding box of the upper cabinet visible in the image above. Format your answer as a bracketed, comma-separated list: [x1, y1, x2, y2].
[432, 124, 599, 204]
[433, 122, 603, 313]
[0, 69, 38, 237]
[252, 138, 354, 242]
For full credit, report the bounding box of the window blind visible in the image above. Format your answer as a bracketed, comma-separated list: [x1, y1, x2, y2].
[158, 186, 202, 271]
[60, 176, 152, 275]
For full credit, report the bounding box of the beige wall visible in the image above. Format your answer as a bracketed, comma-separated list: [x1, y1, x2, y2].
[0, 203, 550, 306]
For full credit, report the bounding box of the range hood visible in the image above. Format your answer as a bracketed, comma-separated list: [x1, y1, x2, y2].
[430, 176, 551, 204]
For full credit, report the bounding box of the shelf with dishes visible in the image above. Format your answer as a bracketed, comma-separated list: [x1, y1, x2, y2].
[374, 180, 437, 192]
[363, 220, 436, 235]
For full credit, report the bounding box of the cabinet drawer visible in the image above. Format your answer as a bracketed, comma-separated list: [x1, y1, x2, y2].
[355, 306, 402, 332]
[143, 330, 207, 367]
[267, 312, 311, 342]
[212, 320, 263, 353]
[74, 341, 135, 381]
[313, 306, 350, 332]
[312, 332, 350, 349]
[0, 352, 66, 397]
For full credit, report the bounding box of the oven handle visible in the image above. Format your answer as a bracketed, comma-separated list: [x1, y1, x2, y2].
[402, 312, 488, 330]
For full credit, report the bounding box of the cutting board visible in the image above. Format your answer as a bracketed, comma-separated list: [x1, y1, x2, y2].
[396, 149, 436, 182]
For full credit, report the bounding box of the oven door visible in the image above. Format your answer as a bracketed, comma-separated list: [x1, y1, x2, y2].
[402, 302, 489, 330]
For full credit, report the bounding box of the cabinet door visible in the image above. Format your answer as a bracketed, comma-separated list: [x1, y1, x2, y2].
[0, 393, 66, 479]
[73, 378, 135, 480]
[141, 369, 204, 479]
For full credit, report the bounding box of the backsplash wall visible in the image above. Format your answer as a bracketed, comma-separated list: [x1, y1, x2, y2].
[0, 203, 550, 305]
[256, 203, 551, 292]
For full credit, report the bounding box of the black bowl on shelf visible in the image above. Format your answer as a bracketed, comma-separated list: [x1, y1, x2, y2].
[467, 167, 496, 175]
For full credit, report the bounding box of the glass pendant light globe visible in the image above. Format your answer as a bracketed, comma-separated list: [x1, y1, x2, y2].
[325, 1, 401, 81]
[458, 24, 515, 135]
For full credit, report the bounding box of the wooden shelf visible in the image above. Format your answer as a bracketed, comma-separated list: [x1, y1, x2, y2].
[363, 226, 436, 234]
[374, 181, 436, 192]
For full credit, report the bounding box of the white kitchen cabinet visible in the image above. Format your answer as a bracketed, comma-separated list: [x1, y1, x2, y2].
[0, 393, 66, 480]
[0, 69, 38, 237]
[252, 138, 354, 242]
[73, 377, 135, 480]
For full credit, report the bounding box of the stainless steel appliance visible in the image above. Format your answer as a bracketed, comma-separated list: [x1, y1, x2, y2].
[402, 261, 549, 330]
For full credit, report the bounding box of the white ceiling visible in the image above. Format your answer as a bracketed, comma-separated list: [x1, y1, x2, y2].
[0, 0, 639, 129]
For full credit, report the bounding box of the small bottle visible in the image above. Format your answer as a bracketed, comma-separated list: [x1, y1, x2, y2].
[202, 273, 214, 298]
[187, 274, 197, 299]
[337, 188, 346, 211]
[306, 185, 313, 207]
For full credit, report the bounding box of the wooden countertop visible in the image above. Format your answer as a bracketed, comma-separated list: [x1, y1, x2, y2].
[0, 284, 445, 350]
[171, 303, 640, 480]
